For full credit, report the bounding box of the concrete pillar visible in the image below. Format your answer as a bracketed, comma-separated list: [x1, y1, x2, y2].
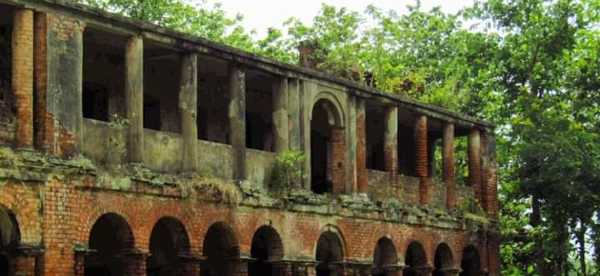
[415, 115, 430, 205]
[13, 245, 43, 276]
[356, 98, 368, 193]
[384, 106, 398, 175]
[179, 53, 198, 172]
[12, 9, 34, 148]
[125, 36, 144, 163]
[483, 132, 498, 217]
[273, 77, 289, 153]
[443, 123, 456, 209]
[229, 64, 246, 181]
[33, 12, 53, 152]
[44, 15, 84, 156]
[468, 128, 482, 203]
[331, 128, 346, 195]
[287, 79, 301, 151]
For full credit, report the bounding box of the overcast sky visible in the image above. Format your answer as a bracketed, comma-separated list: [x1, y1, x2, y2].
[195, 0, 475, 36]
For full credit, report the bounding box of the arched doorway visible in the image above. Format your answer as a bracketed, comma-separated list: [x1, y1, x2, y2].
[315, 230, 344, 276]
[373, 237, 398, 276]
[85, 213, 135, 276]
[311, 98, 345, 194]
[460, 245, 481, 276]
[147, 217, 191, 276]
[404, 242, 428, 276]
[202, 222, 240, 276]
[0, 206, 19, 276]
[433, 243, 454, 276]
[249, 226, 284, 276]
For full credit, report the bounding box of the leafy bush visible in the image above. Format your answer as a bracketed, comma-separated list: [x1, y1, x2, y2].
[270, 150, 305, 192]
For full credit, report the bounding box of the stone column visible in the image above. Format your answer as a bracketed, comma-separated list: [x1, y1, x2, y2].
[12, 9, 34, 148]
[443, 123, 456, 209]
[33, 12, 52, 152]
[415, 115, 430, 205]
[330, 128, 346, 195]
[468, 128, 482, 203]
[125, 36, 144, 163]
[273, 77, 289, 153]
[384, 106, 398, 175]
[356, 98, 368, 193]
[229, 64, 246, 182]
[179, 53, 198, 172]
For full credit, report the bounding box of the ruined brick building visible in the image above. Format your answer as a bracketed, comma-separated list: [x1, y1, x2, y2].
[0, 0, 500, 275]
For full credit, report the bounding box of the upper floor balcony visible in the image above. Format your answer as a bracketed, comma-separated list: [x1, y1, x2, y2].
[0, 0, 498, 224]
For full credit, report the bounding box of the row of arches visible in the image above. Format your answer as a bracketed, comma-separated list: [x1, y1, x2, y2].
[84, 213, 483, 276]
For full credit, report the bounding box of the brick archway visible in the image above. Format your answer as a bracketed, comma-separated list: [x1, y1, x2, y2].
[85, 213, 135, 276]
[404, 241, 428, 276]
[434, 243, 454, 276]
[147, 217, 191, 276]
[249, 225, 284, 276]
[315, 230, 345, 276]
[310, 98, 346, 195]
[373, 237, 398, 276]
[460, 245, 481, 276]
[201, 222, 240, 276]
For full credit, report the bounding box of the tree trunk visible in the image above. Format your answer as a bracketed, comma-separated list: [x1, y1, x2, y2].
[576, 219, 588, 276]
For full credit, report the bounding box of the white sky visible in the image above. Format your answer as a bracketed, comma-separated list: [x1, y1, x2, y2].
[195, 0, 475, 36]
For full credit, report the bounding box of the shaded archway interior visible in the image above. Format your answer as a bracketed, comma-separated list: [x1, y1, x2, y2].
[249, 225, 284, 276]
[85, 213, 135, 276]
[316, 231, 344, 276]
[433, 243, 454, 276]
[372, 237, 398, 276]
[460, 246, 481, 276]
[202, 222, 240, 276]
[147, 217, 191, 276]
[0, 207, 19, 276]
[404, 242, 427, 276]
[311, 99, 344, 194]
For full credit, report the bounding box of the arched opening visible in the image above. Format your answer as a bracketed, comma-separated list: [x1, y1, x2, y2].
[433, 243, 454, 276]
[311, 99, 345, 194]
[0, 253, 8, 276]
[315, 231, 344, 276]
[202, 222, 240, 276]
[0, 206, 19, 276]
[372, 237, 398, 276]
[404, 242, 428, 276]
[85, 213, 135, 276]
[147, 217, 191, 276]
[249, 226, 284, 276]
[460, 246, 481, 276]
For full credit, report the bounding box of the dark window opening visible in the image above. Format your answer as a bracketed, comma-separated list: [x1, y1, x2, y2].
[0, 5, 14, 120]
[397, 124, 416, 176]
[311, 101, 333, 194]
[82, 28, 127, 122]
[144, 42, 181, 132]
[366, 104, 385, 171]
[373, 238, 398, 276]
[0, 254, 8, 276]
[246, 70, 274, 152]
[460, 246, 481, 276]
[433, 244, 454, 276]
[197, 56, 230, 144]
